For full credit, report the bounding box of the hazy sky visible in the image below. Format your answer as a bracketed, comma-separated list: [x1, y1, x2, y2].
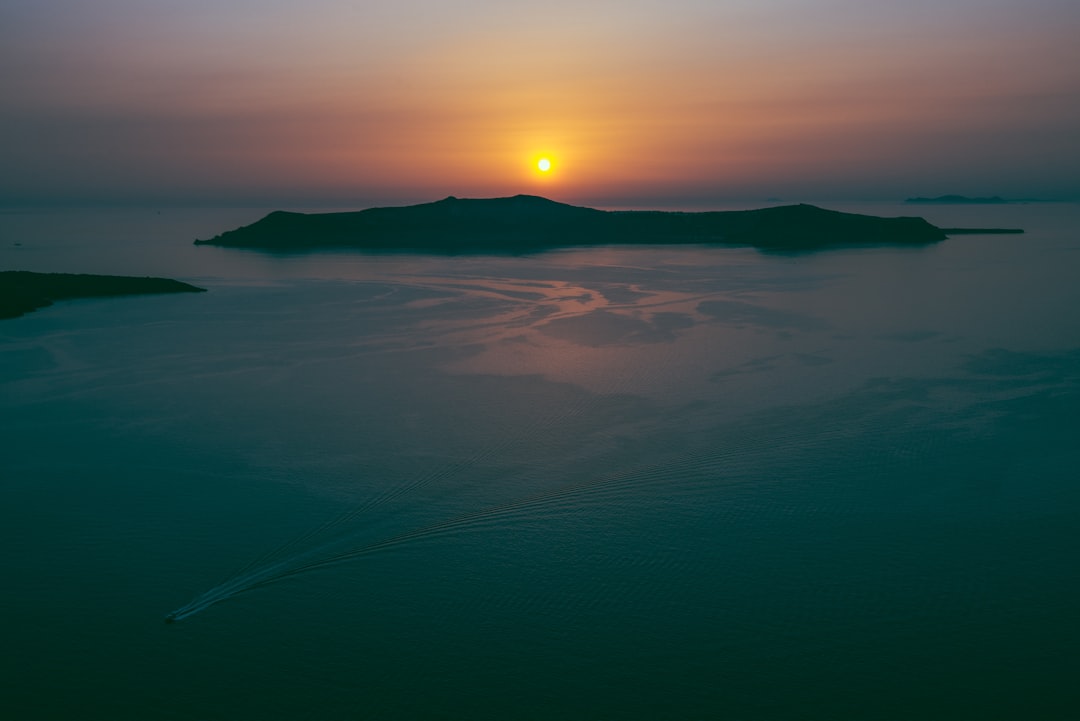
[3, 0, 1079, 206]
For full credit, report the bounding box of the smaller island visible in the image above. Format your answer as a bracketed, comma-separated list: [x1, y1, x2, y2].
[905, 195, 1009, 204]
[1, 271, 207, 320]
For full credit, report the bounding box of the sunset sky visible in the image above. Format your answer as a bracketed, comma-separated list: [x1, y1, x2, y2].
[3, 0, 1079, 207]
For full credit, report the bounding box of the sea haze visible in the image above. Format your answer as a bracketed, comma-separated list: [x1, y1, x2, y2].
[2, 202, 1079, 719]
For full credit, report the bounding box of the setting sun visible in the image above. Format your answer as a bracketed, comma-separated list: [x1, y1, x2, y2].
[537, 157, 552, 173]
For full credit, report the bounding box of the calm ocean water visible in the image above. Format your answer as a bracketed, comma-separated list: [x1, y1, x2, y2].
[2, 202, 1079, 719]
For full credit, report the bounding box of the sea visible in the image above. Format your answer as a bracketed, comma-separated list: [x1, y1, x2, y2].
[1, 201, 1078, 720]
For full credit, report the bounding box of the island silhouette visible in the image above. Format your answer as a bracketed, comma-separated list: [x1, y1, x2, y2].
[194, 195, 979, 253]
[0, 271, 206, 320]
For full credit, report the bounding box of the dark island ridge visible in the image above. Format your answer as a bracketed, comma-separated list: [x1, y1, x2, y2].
[194, 195, 1018, 253]
[0, 271, 206, 320]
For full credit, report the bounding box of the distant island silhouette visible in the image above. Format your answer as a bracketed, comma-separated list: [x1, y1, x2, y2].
[905, 195, 1009, 204]
[194, 195, 961, 253]
[0, 271, 206, 320]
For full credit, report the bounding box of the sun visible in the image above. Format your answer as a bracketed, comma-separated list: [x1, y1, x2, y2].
[526, 152, 559, 182]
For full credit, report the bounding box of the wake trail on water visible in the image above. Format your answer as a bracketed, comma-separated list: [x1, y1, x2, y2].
[164, 390, 938, 624]
[165, 440, 750, 623]
[165, 373, 637, 623]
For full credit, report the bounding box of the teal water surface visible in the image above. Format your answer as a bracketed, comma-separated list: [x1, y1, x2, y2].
[2, 202, 1079, 719]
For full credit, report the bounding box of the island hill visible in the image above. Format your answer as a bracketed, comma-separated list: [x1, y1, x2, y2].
[0, 271, 206, 320]
[194, 195, 956, 253]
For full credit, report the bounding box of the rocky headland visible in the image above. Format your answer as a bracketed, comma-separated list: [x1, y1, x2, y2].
[0, 271, 206, 320]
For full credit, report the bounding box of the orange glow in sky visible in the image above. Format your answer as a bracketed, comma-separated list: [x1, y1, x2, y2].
[2, 1, 1079, 206]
